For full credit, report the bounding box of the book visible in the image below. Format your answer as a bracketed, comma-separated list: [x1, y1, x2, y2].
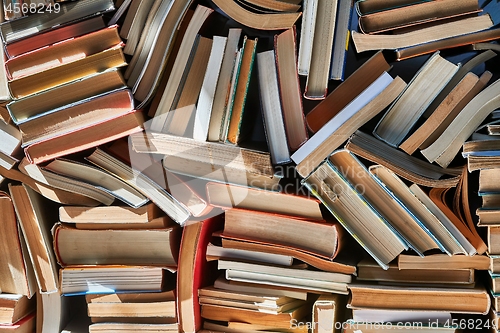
[18, 158, 116, 206]
[222, 208, 341, 260]
[205, 182, 323, 220]
[303, 160, 407, 268]
[210, 0, 301, 30]
[305, 51, 391, 133]
[345, 130, 463, 187]
[120, 0, 157, 55]
[293, 73, 406, 178]
[297, 0, 317, 76]
[421, 77, 500, 167]
[4, 16, 106, 58]
[6, 69, 126, 125]
[202, 321, 309, 333]
[0, 312, 35, 333]
[256, 50, 290, 165]
[5, 25, 122, 80]
[59, 266, 169, 296]
[369, 165, 472, 256]
[206, 242, 294, 267]
[85, 147, 191, 225]
[164, 35, 213, 137]
[177, 216, 223, 333]
[148, 5, 214, 132]
[59, 203, 162, 224]
[351, 308, 451, 324]
[193, 36, 227, 142]
[355, 0, 432, 15]
[37, 291, 69, 333]
[43, 158, 148, 209]
[52, 223, 181, 267]
[329, 150, 439, 255]
[348, 284, 490, 314]
[0, 191, 35, 297]
[225, 37, 257, 145]
[374, 52, 459, 147]
[0, 119, 21, 156]
[357, 259, 475, 285]
[24, 109, 145, 165]
[198, 286, 298, 309]
[304, 0, 338, 99]
[199, 296, 305, 314]
[358, 0, 479, 34]
[0, 294, 34, 325]
[351, 14, 493, 53]
[274, 28, 307, 151]
[207, 28, 242, 142]
[9, 183, 59, 293]
[88, 322, 179, 332]
[9, 47, 126, 99]
[399, 71, 487, 155]
[0, 0, 115, 44]
[312, 294, 346, 333]
[19, 88, 134, 147]
[330, 0, 353, 81]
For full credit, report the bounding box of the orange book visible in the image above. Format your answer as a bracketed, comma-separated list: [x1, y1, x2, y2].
[24, 110, 144, 164]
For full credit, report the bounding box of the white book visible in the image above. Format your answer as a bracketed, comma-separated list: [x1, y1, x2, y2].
[206, 243, 293, 266]
[297, 0, 318, 76]
[193, 36, 227, 142]
[257, 50, 290, 165]
[352, 308, 452, 324]
[291, 71, 393, 165]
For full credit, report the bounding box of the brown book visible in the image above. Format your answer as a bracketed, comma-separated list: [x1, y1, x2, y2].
[86, 290, 175, 303]
[210, 0, 301, 30]
[203, 321, 308, 333]
[88, 322, 179, 332]
[164, 36, 212, 137]
[220, 237, 357, 275]
[59, 203, 163, 224]
[356, 0, 428, 15]
[396, 24, 500, 60]
[0, 191, 35, 297]
[9, 184, 59, 293]
[8, 47, 126, 99]
[357, 259, 475, 285]
[0, 294, 35, 325]
[24, 110, 144, 165]
[222, 208, 340, 260]
[345, 131, 462, 188]
[4, 16, 106, 59]
[274, 28, 307, 151]
[358, 0, 479, 34]
[7, 69, 126, 125]
[352, 15, 493, 54]
[5, 26, 122, 80]
[399, 71, 488, 154]
[52, 223, 181, 267]
[205, 182, 323, 220]
[348, 284, 490, 314]
[19, 88, 133, 147]
[305, 51, 390, 133]
[200, 303, 310, 329]
[397, 253, 490, 271]
[312, 294, 346, 333]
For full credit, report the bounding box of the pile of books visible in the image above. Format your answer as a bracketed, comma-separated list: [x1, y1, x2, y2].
[0, 0, 499, 332]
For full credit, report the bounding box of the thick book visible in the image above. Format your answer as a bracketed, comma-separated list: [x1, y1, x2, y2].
[303, 159, 407, 268]
[398, 253, 490, 271]
[305, 51, 391, 133]
[256, 50, 290, 165]
[4, 16, 106, 59]
[5, 25, 122, 80]
[7, 69, 126, 125]
[52, 223, 181, 267]
[304, 0, 338, 99]
[0, 0, 115, 44]
[205, 182, 323, 220]
[9, 47, 126, 99]
[9, 184, 59, 293]
[312, 294, 346, 333]
[19, 88, 134, 147]
[358, 0, 479, 34]
[373, 52, 459, 147]
[177, 216, 223, 333]
[24, 110, 145, 165]
[0, 192, 35, 297]
[222, 208, 341, 260]
[348, 284, 490, 314]
[274, 28, 308, 151]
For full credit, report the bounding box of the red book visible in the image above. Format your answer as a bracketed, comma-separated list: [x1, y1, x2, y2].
[177, 216, 223, 333]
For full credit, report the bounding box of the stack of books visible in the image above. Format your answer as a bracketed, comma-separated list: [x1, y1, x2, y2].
[0, 0, 500, 332]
